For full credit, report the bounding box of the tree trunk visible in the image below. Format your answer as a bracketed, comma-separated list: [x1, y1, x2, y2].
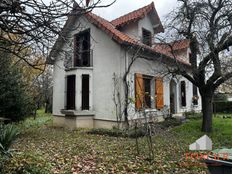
[201, 92, 213, 132]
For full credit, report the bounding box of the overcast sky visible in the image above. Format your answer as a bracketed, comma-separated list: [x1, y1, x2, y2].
[93, 0, 178, 21]
[43, 0, 178, 21]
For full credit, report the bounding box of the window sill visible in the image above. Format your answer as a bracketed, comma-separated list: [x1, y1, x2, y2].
[61, 109, 95, 116]
[65, 67, 93, 71]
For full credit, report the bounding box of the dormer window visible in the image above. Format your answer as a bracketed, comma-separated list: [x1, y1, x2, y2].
[142, 28, 152, 46]
[74, 29, 91, 67]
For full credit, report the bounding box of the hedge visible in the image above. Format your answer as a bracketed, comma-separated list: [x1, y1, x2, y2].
[213, 101, 232, 113]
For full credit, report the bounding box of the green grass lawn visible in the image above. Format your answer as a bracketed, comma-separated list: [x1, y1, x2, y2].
[1, 111, 232, 174]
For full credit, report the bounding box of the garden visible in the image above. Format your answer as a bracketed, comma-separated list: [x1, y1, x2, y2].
[0, 110, 232, 173]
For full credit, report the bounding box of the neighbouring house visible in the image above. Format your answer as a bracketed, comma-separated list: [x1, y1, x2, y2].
[48, 2, 202, 129]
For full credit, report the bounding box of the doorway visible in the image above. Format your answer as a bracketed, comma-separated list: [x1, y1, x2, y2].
[170, 79, 177, 114]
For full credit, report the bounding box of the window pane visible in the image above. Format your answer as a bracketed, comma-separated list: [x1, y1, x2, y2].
[144, 78, 151, 108]
[66, 75, 76, 110]
[74, 29, 91, 67]
[82, 74, 89, 110]
[142, 28, 152, 46]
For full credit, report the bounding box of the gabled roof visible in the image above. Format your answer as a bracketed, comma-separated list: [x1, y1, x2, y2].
[86, 12, 137, 45]
[111, 2, 164, 33]
[48, 4, 189, 66]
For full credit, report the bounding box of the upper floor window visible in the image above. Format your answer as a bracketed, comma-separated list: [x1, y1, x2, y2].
[74, 29, 92, 67]
[142, 28, 152, 46]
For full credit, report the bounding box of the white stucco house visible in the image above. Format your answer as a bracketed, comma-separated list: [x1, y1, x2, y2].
[48, 2, 202, 129]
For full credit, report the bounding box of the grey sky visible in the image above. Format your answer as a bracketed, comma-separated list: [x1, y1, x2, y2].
[44, 0, 178, 21]
[93, 0, 178, 21]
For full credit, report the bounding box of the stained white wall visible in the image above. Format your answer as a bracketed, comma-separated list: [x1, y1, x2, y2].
[53, 58, 65, 116]
[52, 14, 202, 123]
[120, 22, 139, 40]
[138, 15, 155, 42]
[52, 16, 125, 121]
[124, 52, 202, 119]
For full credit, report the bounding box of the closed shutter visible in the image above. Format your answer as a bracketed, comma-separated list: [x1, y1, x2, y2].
[155, 77, 164, 109]
[135, 73, 144, 109]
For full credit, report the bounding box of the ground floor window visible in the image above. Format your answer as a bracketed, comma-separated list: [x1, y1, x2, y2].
[66, 75, 76, 110]
[134, 73, 164, 110]
[82, 74, 90, 110]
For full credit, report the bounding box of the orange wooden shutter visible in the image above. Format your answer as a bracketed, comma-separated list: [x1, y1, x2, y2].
[155, 77, 164, 109]
[135, 73, 144, 109]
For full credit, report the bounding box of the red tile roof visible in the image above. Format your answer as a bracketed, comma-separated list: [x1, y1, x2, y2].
[86, 12, 137, 45]
[49, 3, 189, 66]
[111, 2, 153, 26]
[86, 12, 189, 65]
[111, 2, 164, 33]
[154, 39, 190, 51]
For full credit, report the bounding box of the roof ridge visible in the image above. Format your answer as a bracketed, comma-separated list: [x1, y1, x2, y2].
[111, 2, 154, 27]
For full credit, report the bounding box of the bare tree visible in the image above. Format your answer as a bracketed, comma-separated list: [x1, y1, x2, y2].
[163, 0, 232, 132]
[0, 0, 115, 68]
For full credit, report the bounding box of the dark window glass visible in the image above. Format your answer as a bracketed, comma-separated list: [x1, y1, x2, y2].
[142, 28, 152, 46]
[74, 29, 91, 67]
[66, 75, 76, 110]
[144, 77, 151, 108]
[82, 74, 89, 110]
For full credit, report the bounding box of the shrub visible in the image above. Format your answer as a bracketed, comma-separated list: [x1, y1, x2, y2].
[2, 152, 51, 174]
[185, 112, 202, 120]
[0, 124, 20, 156]
[0, 49, 35, 122]
[213, 101, 232, 113]
[88, 128, 124, 137]
[158, 118, 182, 128]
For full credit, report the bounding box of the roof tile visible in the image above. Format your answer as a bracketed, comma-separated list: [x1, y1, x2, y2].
[111, 2, 154, 27]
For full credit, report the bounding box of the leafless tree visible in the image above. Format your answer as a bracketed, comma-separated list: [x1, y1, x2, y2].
[163, 0, 232, 132]
[0, 0, 115, 68]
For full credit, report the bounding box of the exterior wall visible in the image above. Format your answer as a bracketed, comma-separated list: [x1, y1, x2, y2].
[119, 15, 155, 43]
[52, 16, 125, 127]
[52, 14, 202, 129]
[125, 52, 202, 120]
[120, 22, 139, 40]
[53, 58, 65, 116]
[138, 15, 155, 42]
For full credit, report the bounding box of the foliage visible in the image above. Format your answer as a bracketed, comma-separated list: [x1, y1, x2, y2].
[159, 117, 182, 128]
[165, 0, 232, 132]
[2, 112, 232, 173]
[2, 152, 51, 174]
[213, 101, 232, 113]
[88, 128, 124, 137]
[0, 47, 35, 121]
[185, 112, 203, 120]
[213, 93, 228, 102]
[0, 0, 114, 68]
[0, 124, 20, 156]
[17, 109, 52, 132]
[88, 127, 148, 138]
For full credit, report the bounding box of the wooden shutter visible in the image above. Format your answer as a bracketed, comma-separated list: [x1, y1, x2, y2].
[155, 77, 164, 109]
[135, 73, 144, 109]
